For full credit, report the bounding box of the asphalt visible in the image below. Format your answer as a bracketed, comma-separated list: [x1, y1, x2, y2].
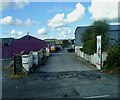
[38, 53, 97, 72]
[2, 48, 120, 99]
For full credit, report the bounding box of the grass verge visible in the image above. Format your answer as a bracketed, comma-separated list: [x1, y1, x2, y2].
[3, 66, 29, 78]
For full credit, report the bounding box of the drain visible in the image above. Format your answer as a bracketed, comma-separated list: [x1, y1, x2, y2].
[60, 87, 79, 97]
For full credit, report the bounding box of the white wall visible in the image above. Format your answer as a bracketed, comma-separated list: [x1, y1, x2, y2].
[75, 46, 83, 56]
[46, 47, 50, 57]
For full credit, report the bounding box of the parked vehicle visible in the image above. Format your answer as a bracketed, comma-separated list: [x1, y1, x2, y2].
[50, 45, 55, 53]
[55, 44, 63, 52]
[67, 48, 75, 52]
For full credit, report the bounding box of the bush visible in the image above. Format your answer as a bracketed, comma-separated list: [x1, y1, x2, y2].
[106, 46, 120, 67]
[82, 39, 96, 55]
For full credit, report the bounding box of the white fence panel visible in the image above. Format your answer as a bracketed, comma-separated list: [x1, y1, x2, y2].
[78, 50, 108, 69]
[22, 54, 33, 72]
[32, 51, 38, 66]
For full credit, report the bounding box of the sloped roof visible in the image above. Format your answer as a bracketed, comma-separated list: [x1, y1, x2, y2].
[14, 35, 47, 43]
[11, 35, 48, 54]
[11, 35, 48, 45]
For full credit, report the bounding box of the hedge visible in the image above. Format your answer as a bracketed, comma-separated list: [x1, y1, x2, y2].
[106, 46, 120, 67]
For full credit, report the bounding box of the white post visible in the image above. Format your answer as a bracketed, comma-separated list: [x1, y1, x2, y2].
[96, 35, 102, 69]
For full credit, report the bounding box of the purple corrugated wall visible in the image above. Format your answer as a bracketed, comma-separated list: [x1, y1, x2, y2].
[1, 35, 48, 59]
[2, 45, 11, 59]
[0, 43, 11, 59]
[11, 35, 48, 58]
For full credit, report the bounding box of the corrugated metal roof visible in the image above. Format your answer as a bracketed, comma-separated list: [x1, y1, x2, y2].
[74, 25, 120, 46]
[12, 35, 48, 44]
[11, 35, 49, 54]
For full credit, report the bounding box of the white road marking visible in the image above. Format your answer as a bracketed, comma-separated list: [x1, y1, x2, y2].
[84, 95, 110, 98]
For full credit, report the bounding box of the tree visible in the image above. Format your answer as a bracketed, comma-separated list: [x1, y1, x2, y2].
[82, 39, 96, 54]
[92, 20, 109, 51]
[81, 20, 110, 54]
[62, 40, 70, 47]
[81, 26, 94, 43]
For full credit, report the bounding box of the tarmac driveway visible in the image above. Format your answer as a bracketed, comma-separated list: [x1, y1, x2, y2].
[2, 49, 119, 99]
[37, 52, 97, 72]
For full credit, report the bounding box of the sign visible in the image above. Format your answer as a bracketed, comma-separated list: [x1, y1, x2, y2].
[96, 35, 102, 69]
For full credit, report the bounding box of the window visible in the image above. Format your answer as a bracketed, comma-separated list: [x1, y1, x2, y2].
[3, 43, 9, 46]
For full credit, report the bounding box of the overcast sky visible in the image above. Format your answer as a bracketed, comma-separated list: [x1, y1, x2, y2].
[0, 0, 119, 39]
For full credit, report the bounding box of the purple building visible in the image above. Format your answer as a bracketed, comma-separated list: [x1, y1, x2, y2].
[0, 38, 14, 59]
[0, 35, 48, 59]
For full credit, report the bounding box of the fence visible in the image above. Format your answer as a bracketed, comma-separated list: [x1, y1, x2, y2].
[76, 49, 108, 68]
[13, 47, 50, 74]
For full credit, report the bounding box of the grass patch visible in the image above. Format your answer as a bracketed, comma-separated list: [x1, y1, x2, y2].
[9, 73, 29, 78]
[2, 60, 29, 79]
[4, 66, 29, 79]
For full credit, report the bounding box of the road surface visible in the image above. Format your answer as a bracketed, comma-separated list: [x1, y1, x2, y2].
[38, 52, 97, 72]
[2, 48, 119, 99]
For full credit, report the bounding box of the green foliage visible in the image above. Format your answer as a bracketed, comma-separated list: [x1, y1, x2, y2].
[81, 20, 109, 54]
[82, 39, 96, 55]
[81, 26, 94, 43]
[92, 20, 109, 35]
[106, 46, 120, 67]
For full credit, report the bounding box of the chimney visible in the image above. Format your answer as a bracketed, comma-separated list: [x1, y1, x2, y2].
[27, 32, 30, 38]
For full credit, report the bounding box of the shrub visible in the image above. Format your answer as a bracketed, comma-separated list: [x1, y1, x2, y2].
[82, 39, 96, 55]
[106, 46, 120, 67]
